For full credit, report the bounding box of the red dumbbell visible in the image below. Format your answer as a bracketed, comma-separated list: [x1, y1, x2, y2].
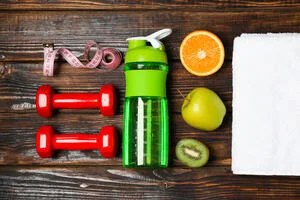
[36, 84, 116, 117]
[36, 125, 118, 158]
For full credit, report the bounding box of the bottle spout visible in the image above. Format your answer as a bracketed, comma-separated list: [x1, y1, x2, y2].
[126, 28, 172, 49]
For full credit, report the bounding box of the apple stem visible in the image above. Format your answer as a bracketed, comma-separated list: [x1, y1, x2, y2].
[176, 88, 186, 100]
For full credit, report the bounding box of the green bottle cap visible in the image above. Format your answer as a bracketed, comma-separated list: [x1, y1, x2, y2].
[124, 29, 172, 97]
[125, 29, 172, 64]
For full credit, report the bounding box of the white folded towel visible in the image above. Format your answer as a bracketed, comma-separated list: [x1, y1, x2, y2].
[232, 33, 300, 175]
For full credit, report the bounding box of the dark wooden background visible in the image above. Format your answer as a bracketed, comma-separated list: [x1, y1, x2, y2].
[0, 1, 300, 199]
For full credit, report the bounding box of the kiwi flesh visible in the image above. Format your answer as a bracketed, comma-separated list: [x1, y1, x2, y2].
[175, 139, 209, 167]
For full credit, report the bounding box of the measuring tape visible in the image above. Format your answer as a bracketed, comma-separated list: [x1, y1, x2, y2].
[43, 40, 123, 76]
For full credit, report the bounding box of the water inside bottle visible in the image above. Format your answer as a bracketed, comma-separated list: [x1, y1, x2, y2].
[123, 96, 168, 167]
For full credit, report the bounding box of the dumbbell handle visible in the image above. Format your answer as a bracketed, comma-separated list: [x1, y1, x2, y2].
[52, 134, 100, 150]
[52, 94, 101, 109]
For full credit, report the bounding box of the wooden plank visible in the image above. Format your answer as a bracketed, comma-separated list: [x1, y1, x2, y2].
[0, 61, 231, 165]
[0, 11, 299, 62]
[0, 61, 232, 113]
[1, 166, 300, 199]
[0, 116, 231, 166]
[0, 0, 299, 11]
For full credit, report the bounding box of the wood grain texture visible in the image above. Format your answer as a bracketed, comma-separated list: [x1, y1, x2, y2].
[1, 166, 300, 199]
[0, 1, 300, 199]
[0, 61, 231, 165]
[0, 0, 299, 11]
[0, 61, 232, 113]
[0, 11, 299, 62]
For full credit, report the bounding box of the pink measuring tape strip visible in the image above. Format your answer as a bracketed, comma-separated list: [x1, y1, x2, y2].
[43, 40, 123, 76]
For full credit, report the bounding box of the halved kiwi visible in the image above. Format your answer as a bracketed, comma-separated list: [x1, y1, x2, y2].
[175, 139, 209, 167]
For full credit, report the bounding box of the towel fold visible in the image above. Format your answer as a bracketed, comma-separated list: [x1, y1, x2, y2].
[232, 33, 300, 175]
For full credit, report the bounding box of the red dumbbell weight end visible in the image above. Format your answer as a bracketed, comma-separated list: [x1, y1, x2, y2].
[36, 84, 116, 117]
[36, 125, 118, 158]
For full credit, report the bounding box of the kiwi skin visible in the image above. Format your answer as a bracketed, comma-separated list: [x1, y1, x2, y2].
[175, 139, 210, 168]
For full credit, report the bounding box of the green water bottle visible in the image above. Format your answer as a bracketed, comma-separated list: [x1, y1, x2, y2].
[123, 29, 172, 168]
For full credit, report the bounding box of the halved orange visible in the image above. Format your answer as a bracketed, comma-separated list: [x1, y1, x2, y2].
[180, 30, 225, 76]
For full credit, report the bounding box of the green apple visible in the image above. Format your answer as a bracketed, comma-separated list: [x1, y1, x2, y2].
[182, 88, 226, 131]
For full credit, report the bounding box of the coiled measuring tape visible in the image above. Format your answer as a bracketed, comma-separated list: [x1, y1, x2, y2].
[43, 40, 123, 76]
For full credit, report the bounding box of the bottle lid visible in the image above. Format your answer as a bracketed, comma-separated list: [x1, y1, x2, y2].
[125, 29, 172, 64]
